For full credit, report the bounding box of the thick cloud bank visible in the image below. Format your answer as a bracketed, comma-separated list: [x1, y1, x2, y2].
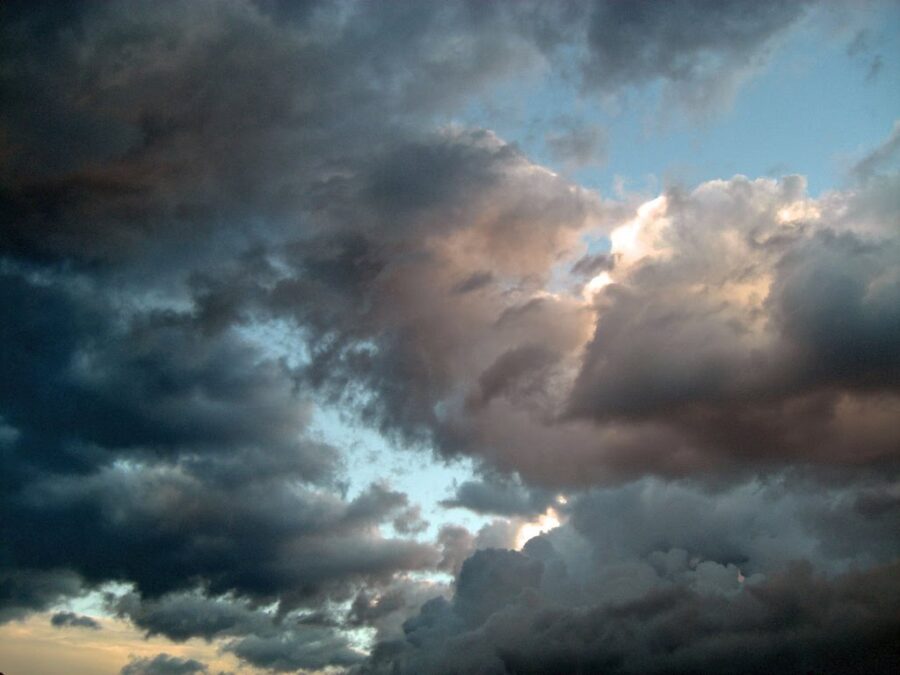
[361, 478, 900, 674]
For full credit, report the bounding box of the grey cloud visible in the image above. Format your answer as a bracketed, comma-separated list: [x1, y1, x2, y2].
[566, 477, 900, 579]
[0, 272, 338, 482]
[545, 121, 607, 171]
[112, 592, 272, 643]
[452, 271, 494, 295]
[470, 344, 561, 409]
[228, 627, 363, 672]
[851, 120, 900, 181]
[259, 129, 602, 454]
[359, 475, 900, 674]
[473, 520, 521, 552]
[582, 0, 813, 114]
[50, 611, 100, 630]
[121, 653, 208, 675]
[5, 460, 437, 605]
[113, 589, 372, 672]
[0, 569, 83, 623]
[454, 549, 543, 627]
[392, 505, 430, 535]
[348, 577, 450, 643]
[565, 175, 900, 480]
[362, 559, 900, 675]
[437, 526, 476, 576]
[435, 518, 526, 577]
[264, 176, 899, 488]
[441, 476, 555, 517]
[570, 251, 615, 278]
[0, 270, 437, 624]
[846, 28, 885, 82]
[0, 0, 812, 274]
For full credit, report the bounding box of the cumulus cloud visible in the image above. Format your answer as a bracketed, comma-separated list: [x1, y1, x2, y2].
[564, 175, 900, 479]
[50, 611, 100, 630]
[581, 0, 813, 114]
[361, 556, 900, 675]
[441, 475, 555, 518]
[358, 476, 900, 674]
[120, 653, 208, 675]
[305, 170, 896, 488]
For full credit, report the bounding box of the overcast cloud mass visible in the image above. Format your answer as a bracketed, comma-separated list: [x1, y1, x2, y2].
[1, 1, 899, 674]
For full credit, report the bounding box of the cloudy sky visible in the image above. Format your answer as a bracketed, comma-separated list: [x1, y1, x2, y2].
[1, 1, 899, 673]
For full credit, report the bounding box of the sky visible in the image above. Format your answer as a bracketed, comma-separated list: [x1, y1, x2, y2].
[1, 1, 899, 674]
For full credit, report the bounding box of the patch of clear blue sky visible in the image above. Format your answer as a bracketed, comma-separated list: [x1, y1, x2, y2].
[452, 3, 900, 199]
[310, 406, 492, 538]
[236, 322, 492, 538]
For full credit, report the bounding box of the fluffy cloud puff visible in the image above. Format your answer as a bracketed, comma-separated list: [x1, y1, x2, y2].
[120, 653, 209, 675]
[270, 169, 900, 488]
[359, 476, 900, 674]
[50, 611, 101, 630]
[362, 557, 900, 675]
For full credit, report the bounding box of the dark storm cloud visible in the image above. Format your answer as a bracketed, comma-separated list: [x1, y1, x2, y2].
[112, 589, 369, 671]
[0, 271, 339, 482]
[5, 457, 437, 604]
[0, 569, 83, 623]
[0, 269, 437, 625]
[348, 577, 450, 643]
[120, 653, 208, 675]
[582, 0, 812, 112]
[113, 576, 446, 670]
[0, 0, 575, 270]
[359, 477, 900, 674]
[113, 592, 270, 643]
[362, 558, 900, 675]
[227, 627, 363, 672]
[440, 476, 555, 518]
[50, 611, 100, 630]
